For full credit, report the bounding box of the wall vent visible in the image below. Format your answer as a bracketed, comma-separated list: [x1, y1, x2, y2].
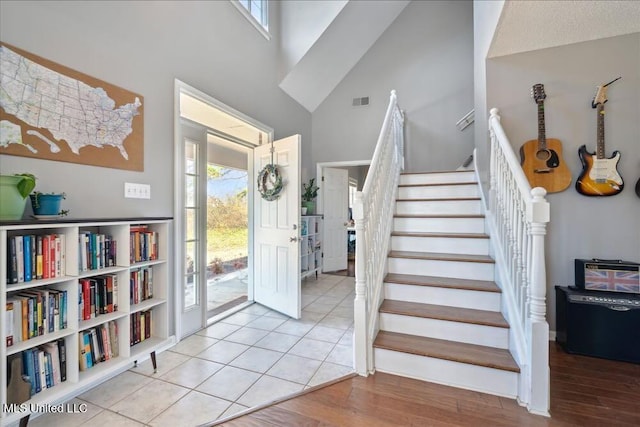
[352, 96, 370, 107]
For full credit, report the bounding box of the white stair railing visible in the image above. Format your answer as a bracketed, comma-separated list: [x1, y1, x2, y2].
[487, 108, 550, 416]
[353, 90, 404, 375]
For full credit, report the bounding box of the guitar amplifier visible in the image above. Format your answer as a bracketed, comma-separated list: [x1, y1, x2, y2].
[575, 259, 640, 294]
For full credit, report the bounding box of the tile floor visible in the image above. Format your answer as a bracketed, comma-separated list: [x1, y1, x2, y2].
[27, 274, 355, 427]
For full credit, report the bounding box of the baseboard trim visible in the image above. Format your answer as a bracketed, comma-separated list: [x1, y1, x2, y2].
[549, 330, 556, 341]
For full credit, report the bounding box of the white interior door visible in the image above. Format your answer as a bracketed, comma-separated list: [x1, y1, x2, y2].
[322, 167, 349, 272]
[253, 135, 301, 319]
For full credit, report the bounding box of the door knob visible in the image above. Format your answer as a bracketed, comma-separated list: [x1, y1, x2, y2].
[290, 236, 299, 242]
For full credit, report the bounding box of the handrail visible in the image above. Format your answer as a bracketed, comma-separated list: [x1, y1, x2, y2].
[488, 108, 550, 416]
[353, 90, 404, 375]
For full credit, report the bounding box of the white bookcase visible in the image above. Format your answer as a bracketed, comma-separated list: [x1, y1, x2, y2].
[300, 215, 322, 280]
[0, 218, 172, 426]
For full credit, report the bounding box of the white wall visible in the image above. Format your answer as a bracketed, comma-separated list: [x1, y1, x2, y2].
[0, 0, 311, 218]
[486, 33, 640, 329]
[279, 0, 347, 76]
[312, 0, 474, 172]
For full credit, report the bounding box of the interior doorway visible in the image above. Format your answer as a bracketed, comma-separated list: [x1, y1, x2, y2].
[316, 161, 370, 277]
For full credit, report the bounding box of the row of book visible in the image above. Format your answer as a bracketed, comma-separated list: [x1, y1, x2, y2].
[79, 321, 119, 371]
[6, 234, 66, 285]
[79, 274, 119, 322]
[16, 338, 67, 397]
[130, 310, 152, 346]
[79, 231, 117, 272]
[5, 289, 68, 347]
[130, 267, 153, 305]
[130, 226, 158, 264]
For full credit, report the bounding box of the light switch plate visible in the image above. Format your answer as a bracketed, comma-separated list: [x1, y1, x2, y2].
[124, 182, 151, 199]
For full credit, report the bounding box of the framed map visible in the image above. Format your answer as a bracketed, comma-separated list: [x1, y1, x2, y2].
[0, 42, 144, 171]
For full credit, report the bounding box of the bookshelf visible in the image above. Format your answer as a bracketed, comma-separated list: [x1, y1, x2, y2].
[300, 215, 322, 280]
[0, 218, 172, 426]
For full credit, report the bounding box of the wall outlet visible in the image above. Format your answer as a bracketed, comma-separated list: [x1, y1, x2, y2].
[124, 182, 151, 199]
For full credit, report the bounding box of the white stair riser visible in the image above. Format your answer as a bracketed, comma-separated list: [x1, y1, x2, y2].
[388, 257, 494, 281]
[394, 217, 485, 234]
[374, 348, 518, 398]
[400, 172, 476, 185]
[398, 185, 478, 199]
[384, 283, 501, 312]
[391, 235, 489, 255]
[395, 200, 482, 215]
[379, 313, 509, 349]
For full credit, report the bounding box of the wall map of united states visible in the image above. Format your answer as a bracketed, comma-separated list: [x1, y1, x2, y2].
[0, 43, 144, 171]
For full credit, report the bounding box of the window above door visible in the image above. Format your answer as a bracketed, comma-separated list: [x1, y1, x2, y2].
[231, 0, 270, 40]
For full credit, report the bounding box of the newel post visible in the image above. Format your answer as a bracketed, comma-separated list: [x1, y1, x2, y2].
[526, 187, 550, 416]
[352, 191, 369, 375]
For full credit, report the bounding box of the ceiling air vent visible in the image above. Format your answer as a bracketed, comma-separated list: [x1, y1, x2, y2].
[352, 96, 370, 107]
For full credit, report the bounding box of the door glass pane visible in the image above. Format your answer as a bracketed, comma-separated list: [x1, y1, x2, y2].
[184, 240, 198, 309]
[185, 208, 196, 241]
[185, 175, 197, 207]
[185, 140, 197, 173]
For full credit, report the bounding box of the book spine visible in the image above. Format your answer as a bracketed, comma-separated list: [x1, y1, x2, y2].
[57, 338, 67, 382]
[6, 302, 14, 346]
[23, 235, 32, 282]
[49, 235, 56, 278]
[8, 236, 18, 284]
[15, 236, 24, 283]
[42, 235, 50, 279]
[36, 235, 43, 279]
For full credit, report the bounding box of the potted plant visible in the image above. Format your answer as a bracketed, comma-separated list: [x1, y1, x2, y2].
[0, 173, 36, 220]
[30, 191, 69, 217]
[302, 178, 319, 214]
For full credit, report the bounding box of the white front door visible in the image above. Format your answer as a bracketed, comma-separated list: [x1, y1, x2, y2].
[253, 135, 301, 319]
[322, 167, 349, 272]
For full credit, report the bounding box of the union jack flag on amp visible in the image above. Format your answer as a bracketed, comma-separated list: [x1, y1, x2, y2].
[576, 259, 640, 294]
[586, 270, 640, 293]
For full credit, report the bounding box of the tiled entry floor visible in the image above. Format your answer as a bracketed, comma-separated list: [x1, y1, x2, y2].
[28, 274, 355, 427]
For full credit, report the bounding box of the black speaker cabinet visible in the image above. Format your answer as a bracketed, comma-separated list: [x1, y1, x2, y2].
[555, 286, 640, 364]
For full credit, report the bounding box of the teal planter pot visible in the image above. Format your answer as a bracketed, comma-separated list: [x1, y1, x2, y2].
[30, 193, 64, 216]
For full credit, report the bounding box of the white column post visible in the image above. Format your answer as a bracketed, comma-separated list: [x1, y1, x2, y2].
[353, 191, 369, 375]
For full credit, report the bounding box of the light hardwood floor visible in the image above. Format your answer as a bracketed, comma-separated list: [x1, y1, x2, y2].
[216, 342, 640, 426]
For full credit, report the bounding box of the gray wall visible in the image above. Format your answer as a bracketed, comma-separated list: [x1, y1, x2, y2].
[486, 33, 640, 329]
[0, 0, 311, 218]
[312, 0, 474, 172]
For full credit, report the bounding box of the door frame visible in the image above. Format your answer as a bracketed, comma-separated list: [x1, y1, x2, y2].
[174, 79, 273, 340]
[316, 160, 370, 274]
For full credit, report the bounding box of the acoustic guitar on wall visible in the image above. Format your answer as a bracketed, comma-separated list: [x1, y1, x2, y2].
[576, 77, 624, 197]
[519, 84, 571, 193]
[635, 176, 640, 198]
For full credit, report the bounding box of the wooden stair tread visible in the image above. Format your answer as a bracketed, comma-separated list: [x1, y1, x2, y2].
[374, 331, 520, 373]
[391, 231, 489, 239]
[394, 214, 485, 219]
[398, 182, 477, 187]
[396, 197, 481, 202]
[380, 299, 508, 328]
[388, 251, 495, 264]
[384, 273, 500, 293]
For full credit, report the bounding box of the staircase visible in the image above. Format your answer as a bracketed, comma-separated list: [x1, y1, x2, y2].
[372, 169, 520, 398]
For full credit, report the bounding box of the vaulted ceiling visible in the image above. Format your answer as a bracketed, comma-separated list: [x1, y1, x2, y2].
[489, 0, 640, 58]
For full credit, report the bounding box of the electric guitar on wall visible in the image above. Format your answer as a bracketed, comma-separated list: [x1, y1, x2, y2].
[519, 84, 571, 193]
[576, 78, 624, 197]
